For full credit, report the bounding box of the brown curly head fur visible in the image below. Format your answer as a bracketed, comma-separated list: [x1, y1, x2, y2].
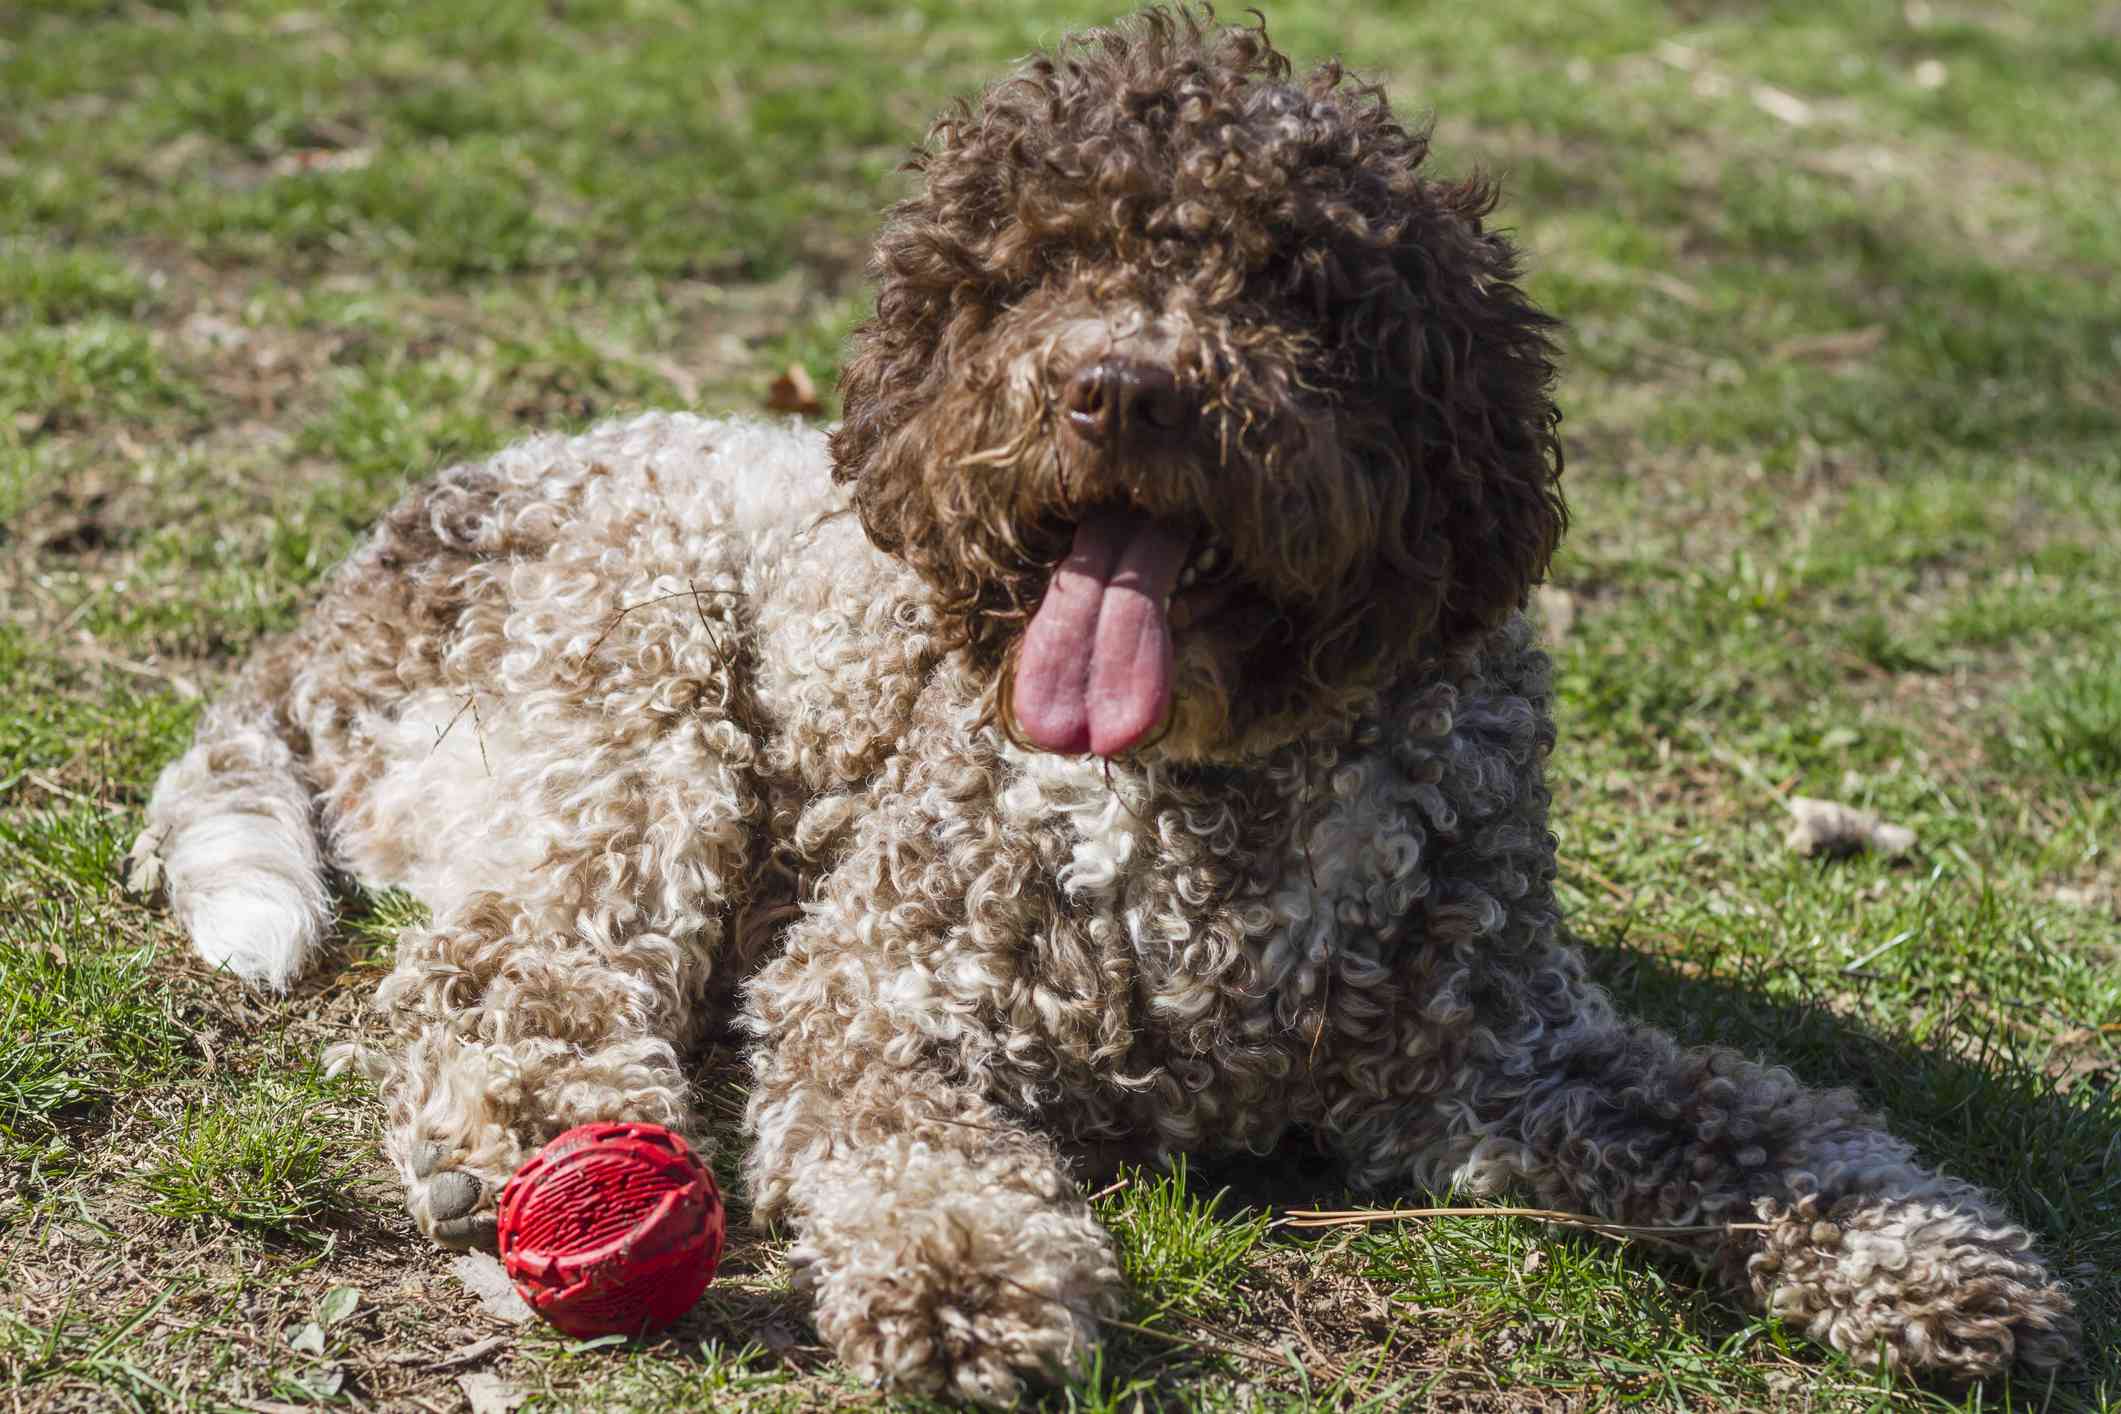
[831, 5, 1565, 760]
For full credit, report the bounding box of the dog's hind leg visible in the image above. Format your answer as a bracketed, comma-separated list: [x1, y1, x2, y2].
[1332, 948, 2079, 1380]
[126, 452, 546, 989]
[124, 649, 331, 991]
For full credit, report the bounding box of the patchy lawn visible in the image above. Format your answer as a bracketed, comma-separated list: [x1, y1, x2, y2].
[2, 0, 2116, 1410]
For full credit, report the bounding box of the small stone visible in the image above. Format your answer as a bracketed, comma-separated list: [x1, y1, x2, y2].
[1785, 797, 1916, 859]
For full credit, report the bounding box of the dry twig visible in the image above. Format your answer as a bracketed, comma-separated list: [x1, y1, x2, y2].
[581, 585, 748, 663]
[1275, 1204, 1771, 1249]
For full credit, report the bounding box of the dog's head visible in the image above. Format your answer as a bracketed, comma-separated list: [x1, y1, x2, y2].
[832, 5, 1564, 763]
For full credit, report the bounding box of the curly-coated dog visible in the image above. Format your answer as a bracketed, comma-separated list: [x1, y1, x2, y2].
[130, 7, 2075, 1401]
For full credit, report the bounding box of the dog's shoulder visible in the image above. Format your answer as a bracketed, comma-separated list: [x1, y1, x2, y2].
[752, 500, 949, 797]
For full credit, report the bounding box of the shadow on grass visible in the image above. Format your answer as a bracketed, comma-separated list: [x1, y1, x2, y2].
[1163, 934, 2121, 1408]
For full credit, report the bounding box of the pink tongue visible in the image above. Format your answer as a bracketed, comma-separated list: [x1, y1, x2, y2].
[1014, 509, 1191, 757]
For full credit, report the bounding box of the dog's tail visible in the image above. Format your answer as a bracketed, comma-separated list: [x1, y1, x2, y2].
[126, 693, 330, 992]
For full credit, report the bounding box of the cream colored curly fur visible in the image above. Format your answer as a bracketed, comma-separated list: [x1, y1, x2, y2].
[130, 9, 2076, 1402]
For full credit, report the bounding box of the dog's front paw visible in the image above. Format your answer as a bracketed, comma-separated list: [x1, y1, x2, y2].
[792, 1145, 1122, 1406]
[796, 1220, 1114, 1406]
[399, 1136, 516, 1252]
[1749, 1190, 2079, 1380]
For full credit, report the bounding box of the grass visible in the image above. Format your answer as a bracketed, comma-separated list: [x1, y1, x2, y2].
[0, 916, 177, 1159]
[1104, 1163, 1272, 1323]
[131, 1072, 369, 1242]
[1, 0, 2116, 1408]
[2015, 665, 2121, 782]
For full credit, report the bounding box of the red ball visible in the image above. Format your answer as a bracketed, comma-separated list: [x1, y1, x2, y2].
[496, 1121, 724, 1337]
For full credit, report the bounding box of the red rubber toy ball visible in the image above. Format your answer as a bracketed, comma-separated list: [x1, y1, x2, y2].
[495, 1121, 724, 1337]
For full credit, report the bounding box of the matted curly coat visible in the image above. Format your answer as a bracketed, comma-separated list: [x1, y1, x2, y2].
[129, 6, 2076, 1401]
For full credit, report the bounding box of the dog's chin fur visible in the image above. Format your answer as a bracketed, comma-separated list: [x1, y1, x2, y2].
[1104, 624, 1385, 767]
[991, 576, 1368, 767]
[130, 5, 2078, 1402]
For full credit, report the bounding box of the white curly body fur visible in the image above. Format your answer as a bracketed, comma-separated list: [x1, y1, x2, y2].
[133, 413, 2074, 1400]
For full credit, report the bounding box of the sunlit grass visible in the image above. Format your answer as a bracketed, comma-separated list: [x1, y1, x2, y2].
[0, 0, 2115, 1407]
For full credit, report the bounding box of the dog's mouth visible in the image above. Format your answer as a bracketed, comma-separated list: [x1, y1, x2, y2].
[1011, 506, 1242, 757]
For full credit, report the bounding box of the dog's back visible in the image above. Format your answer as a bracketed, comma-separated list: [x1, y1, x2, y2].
[128, 413, 850, 988]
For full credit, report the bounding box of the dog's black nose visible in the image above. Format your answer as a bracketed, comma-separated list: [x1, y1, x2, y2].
[1063, 359, 1189, 448]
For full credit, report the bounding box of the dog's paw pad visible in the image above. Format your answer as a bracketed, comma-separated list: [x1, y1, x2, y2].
[427, 1170, 484, 1222]
[404, 1147, 501, 1252]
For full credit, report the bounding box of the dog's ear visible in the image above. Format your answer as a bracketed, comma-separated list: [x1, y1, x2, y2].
[1387, 176, 1567, 649]
[828, 206, 967, 559]
[829, 303, 910, 555]
[830, 91, 1003, 558]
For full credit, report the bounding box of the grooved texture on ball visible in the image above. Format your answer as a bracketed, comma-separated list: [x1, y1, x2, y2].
[496, 1121, 724, 1337]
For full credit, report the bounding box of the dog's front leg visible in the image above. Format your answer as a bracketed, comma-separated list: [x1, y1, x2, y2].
[361, 900, 708, 1251]
[349, 717, 754, 1250]
[1334, 950, 2078, 1379]
[743, 820, 1123, 1405]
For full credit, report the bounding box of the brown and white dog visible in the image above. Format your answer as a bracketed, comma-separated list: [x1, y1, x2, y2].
[130, 8, 2076, 1401]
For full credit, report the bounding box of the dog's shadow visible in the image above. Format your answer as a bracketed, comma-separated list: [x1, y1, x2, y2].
[1161, 935, 2121, 1404]
[1572, 934, 2119, 1238]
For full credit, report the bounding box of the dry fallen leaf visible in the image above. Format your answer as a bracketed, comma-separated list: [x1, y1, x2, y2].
[1640, 271, 1708, 309]
[2045, 1025, 2121, 1090]
[2050, 884, 2116, 915]
[1785, 797, 1916, 859]
[449, 1252, 533, 1325]
[428, 1333, 511, 1372]
[459, 1371, 525, 1414]
[1771, 325, 1887, 365]
[1751, 83, 1813, 126]
[1653, 40, 1701, 71]
[268, 146, 375, 178]
[765, 363, 821, 416]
